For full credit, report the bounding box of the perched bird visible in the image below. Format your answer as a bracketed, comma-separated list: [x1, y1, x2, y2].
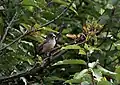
[36, 33, 56, 56]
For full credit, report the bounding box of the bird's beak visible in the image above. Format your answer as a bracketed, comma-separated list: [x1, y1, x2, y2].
[52, 33, 56, 37]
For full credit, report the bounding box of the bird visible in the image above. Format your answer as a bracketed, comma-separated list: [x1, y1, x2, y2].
[36, 33, 56, 56]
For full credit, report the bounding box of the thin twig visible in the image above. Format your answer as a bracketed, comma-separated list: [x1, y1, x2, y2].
[0, 12, 17, 45]
[0, 1, 74, 51]
[0, 31, 27, 51]
[0, 48, 67, 83]
[0, 1, 75, 82]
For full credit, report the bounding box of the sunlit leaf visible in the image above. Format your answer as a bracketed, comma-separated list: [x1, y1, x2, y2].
[73, 69, 88, 79]
[70, 6, 78, 15]
[88, 60, 99, 68]
[65, 72, 90, 84]
[117, 32, 120, 39]
[79, 48, 86, 55]
[42, 27, 58, 33]
[115, 66, 120, 84]
[92, 69, 102, 81]
[114, 40, 120, 50]
[22, 0, 35, 5]
[97, 65, 116, 75]
[97, 78, 112, 85]
[53, 59, 86, 66]
[61, 45, 81, 50]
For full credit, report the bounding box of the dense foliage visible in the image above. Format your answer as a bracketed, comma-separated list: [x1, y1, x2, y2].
[0, 0, 120, 85]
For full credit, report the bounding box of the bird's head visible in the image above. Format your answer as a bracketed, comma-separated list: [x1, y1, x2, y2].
[47, 33, 56, 39]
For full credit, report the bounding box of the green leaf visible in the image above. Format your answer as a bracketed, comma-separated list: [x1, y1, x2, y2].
[42, 27, 58, 33]
[53, 0, 78, 15]
[97, 78, 112, 85]
[53, 59, 86, 66]
[22, 0, 35, 5]
[73, 69, 88, 79]
[70, 6, 78, 16]
[81, 81, 90, 85]
[84, 44, 101, 54]
[99, 15, 110, 25]
[117, 32, 120, 39]
[52, 0, 68, 6]
[65, 70, 90, 84]
[79, 48, 86, 55]
[114, 40, 120, 50]
[65, 79, 81, 84]
[21, 23, 31, 30]
[45, 76, 65, 81]
[97, 65, 116, 75]
[61, 45, 81, 50]
[22, 0, 37, 12]
[16, 55, 34, 65]
[115, 66, 120, 84]
[92, 69, 102, 81]
[34, 24, 58, 33]
[21, 41, 33, 47]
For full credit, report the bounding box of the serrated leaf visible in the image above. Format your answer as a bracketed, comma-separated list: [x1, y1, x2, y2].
[53, 59, 86, 66]
[61, 45, 81, 50]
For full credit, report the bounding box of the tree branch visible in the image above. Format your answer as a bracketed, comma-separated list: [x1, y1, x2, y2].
[0, 48, 67, 83]
[0, 1, 74, 51]
[0, 12, 17, 46]
[0, 1, 75, 83]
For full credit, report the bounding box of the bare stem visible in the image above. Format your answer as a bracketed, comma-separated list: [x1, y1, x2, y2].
[0, 12, 17, 46]
[0, 1, 74, 51]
